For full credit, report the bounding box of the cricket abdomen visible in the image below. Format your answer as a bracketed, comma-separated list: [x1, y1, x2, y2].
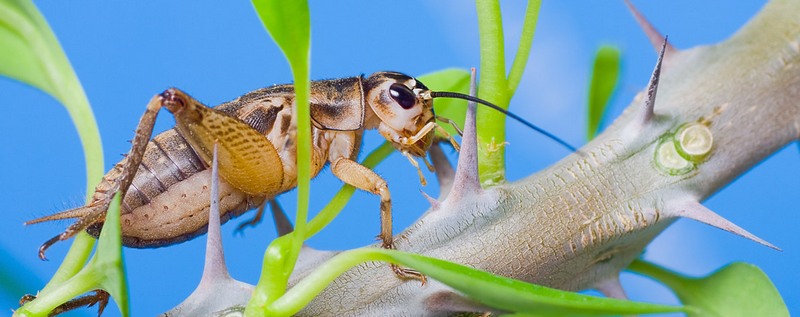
[87, 129, 266, 248]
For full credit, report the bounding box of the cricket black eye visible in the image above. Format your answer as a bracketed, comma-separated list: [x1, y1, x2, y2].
[389, 83, 416, 109]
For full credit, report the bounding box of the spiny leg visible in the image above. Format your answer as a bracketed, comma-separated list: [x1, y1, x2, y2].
[235, 200, 268, 235]
[435, 124, 460, 152]
[330, 157, 426, 283]
[31, 94, 165, 260]
[20, 290, 109, 317]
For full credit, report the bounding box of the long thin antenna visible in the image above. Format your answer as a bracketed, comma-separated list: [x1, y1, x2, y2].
[431, 91, 577, 152]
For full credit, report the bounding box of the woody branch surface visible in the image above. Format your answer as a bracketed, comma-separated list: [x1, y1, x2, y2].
[288, 1, 799, 315]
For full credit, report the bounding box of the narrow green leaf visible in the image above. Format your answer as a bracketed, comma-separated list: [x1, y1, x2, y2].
[629, 260, 788, 317]
[249, 0, 312, 312]
[586, 45, 620, 140]
[391, 253, 683, 316]
[417, 68, 471, 139]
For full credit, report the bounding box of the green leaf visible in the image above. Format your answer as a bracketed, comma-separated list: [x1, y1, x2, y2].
[417, 68, 471, 139]
[0, 0, 103, 189]
[586, 45, 620, 140]
[629, 260, 788, 317]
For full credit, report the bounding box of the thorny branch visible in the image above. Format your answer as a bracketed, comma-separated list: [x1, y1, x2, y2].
[167, 1, 800, 315]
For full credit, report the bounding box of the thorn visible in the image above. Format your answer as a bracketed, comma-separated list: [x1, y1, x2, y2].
[672, 200, 780, 251]
[201, 143, 231, 282]
[424, 291, 497, 314]
[624, 0, 678, 55]
[445, 68, 483, 202]
[637, 36, 668, 126]
[419, 189, 441, 210]
[428, 142, 455, 199]
[595, 275, 628, 299]
[269, 200, 294, 237]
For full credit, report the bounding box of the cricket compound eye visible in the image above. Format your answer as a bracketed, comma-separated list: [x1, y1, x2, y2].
[389, 83, 417, 109]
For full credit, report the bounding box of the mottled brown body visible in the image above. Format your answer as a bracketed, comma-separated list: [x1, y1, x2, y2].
[32, 72, 455, 264]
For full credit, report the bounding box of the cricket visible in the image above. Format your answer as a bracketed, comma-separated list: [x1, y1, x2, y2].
[26, 71, 574, 280]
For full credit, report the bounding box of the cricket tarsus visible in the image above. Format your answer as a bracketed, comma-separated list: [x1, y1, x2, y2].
[20, 290, 109, 317]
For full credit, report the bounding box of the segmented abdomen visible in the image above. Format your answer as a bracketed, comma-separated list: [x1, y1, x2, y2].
[122, 129, 206, 212]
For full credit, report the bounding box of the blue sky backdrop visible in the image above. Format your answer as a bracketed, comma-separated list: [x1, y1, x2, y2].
[1, 1, 796, 316]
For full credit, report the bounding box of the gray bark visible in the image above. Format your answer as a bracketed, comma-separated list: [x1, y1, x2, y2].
[161, 0, 800, 315]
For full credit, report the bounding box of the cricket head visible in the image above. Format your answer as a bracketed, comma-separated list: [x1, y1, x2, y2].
[364, 71, 437, 157]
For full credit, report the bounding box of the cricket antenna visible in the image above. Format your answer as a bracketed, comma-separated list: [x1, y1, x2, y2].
[430, 91, 578, 152]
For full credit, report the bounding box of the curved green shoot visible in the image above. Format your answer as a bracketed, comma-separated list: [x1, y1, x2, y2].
[586, 45, 621, 140]
[628, 260, 788, 317]
[475, 0, 542, 186]
[258, 248, 685, 317]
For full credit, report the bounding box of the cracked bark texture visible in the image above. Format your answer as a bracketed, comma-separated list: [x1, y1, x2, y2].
[286, 1, 800, 315]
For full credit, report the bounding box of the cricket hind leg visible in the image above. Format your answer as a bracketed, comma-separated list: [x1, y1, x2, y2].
[20, 290, 109, 317]
[30, 93, 166, 260]
[330, 157, 427, 284]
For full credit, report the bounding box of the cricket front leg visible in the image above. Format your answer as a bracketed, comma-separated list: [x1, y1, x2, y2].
[330, 157, 426, 283]
[27, 93, 166, 260]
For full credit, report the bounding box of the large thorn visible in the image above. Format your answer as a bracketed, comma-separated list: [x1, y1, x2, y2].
[428, 142, 455, 200]
[269, 200, 294, 237]
[637, 37, 668, 126]
[594, 275, 628, 300]
[424, 290, 498, 315]
[624, 0, 677, 55]
[671, 200, 779, 250]
[162, 143, 254, 317]
[445, 68, 482, 202]
[201, 143, 231, 282]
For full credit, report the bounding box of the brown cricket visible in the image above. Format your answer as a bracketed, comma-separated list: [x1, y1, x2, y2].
[28, 71, 468, 277]
[27, 71, 573, 280]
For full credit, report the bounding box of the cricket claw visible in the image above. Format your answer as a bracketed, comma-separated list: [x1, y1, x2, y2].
[38, 234, 63, 261]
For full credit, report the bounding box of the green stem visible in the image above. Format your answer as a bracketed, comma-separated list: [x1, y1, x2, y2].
[267, 248, 395, 316]
[627, 259, 689, 291]
[506, 0, 541, 94]
[476, 0, 509, 186]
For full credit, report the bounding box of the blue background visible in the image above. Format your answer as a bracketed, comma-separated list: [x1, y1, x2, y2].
[1, 1, 796, 316]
